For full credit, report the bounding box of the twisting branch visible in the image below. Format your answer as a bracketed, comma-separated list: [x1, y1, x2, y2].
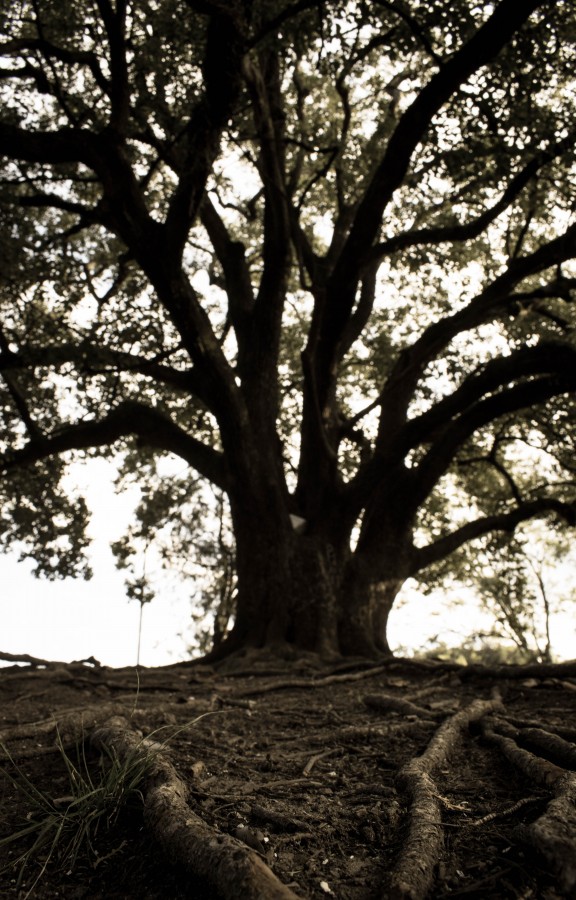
[402, 343, 576, 453]
[364, 136, 576, 269]
[374, 222, 576, 448]
[371, 0, 444, 66]
[1, 401, 228, 489]
[411, 374, 576, 511]
[331, 0, 546, 290]
[412, 499, 576, 573]
[457, 439, 525, 506]
[0, 342, 207, 398]
[0, 37, 110, 94]
[163, 7, 246, 260]
[303, 0, 549, 476]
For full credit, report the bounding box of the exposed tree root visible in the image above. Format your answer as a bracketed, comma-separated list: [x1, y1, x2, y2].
[517, 726, 576, 769]
[386, 696, 502, 900]
[363, 693, 442, 719]
[0, 702, 136, 748]
[3, 660, 576, 898]
[504, 715, 576, 743]
[232, 664, 391, 698]
[513, 782, 576, 896]
[0, 651, 102, 668]
[481, 718, 569, 788]
[458, 660, 576, 681]
[90, 716, 304, 900]
[481, 718, 576, 893]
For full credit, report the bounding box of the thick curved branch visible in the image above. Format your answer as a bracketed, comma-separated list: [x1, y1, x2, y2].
[330, 0, 546, 292]
[413, 499, 576, 573]
[376, 222, 576, 450]
[403, 343, 576, 452]
[0, 342, 207, 398]
[412, 373, 576, 510]
[4, 189, 96, 221]
[305, 0, 548, 467]
[164, 9, 246, 260]
[364, 136, 575, 268]
[0, 122, 162, 261]
[0, 121, 95, 165]
[1, 401, 228, 489]
[0, 122, 246, 446]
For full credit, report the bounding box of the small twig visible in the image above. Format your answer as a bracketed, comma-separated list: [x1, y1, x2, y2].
[302, 749, 338, 776]
[470, 796, 542, 827]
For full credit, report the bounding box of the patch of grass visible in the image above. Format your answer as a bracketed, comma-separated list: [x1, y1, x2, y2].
[0, 732, 152, 899]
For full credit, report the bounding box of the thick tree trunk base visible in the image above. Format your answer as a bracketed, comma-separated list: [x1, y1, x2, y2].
[210, 531, 405, 663]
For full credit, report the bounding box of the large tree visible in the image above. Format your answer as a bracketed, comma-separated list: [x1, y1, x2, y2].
[1, 0, 576, 659]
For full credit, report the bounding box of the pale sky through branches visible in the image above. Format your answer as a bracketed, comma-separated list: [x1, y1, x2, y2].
[1, 459, 574, 667]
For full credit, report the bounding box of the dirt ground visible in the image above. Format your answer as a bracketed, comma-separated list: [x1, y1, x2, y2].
[0, 651, 575, 899]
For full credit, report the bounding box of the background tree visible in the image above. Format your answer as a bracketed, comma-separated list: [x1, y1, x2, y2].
[1, 0, 576, 659]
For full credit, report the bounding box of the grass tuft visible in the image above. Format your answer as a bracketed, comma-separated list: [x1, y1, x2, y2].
[0, 731, 152, 899]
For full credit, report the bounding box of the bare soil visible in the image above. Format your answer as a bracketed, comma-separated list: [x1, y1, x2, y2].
[1, 652, 576, 899]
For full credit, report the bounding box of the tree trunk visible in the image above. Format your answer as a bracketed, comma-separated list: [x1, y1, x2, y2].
[206, 516, 407, 661]
[338, 568, 403, 657]
[217, 527, 342, 659]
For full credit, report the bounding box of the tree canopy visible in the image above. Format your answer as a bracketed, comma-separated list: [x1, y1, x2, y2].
[1, 0, 576, 659]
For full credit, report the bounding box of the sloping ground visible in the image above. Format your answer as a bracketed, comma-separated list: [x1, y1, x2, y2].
[0, 653, 575, 899]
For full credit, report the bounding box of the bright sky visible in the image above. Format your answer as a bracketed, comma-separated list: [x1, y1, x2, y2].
[1, 457, 574, 668]
[1, 459, 193, 668]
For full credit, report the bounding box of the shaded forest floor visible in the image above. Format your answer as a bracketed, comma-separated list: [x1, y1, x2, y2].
[1, 652, 576, 899]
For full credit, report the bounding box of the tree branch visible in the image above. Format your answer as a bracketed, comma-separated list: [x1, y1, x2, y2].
[375, 221, 576, 449]
[249, 0, 322, 48]
[94, 0, 130, 131]
[163, 7, 246, 261]
[304, 0, 549, 476]
[0, 401, 228, 489]
[411, 372, 576, 511]
[403, 343, 576, 452]
[364, 136, 575, 268]
[371, 0, 443, 65]
[200, 196, 254, 327]
[0, 121, 94, 165]
[413, 499, 576, 572]
[5, 189, 96, 218]
[0, 325, 42, 440]
[0, 37, 110, 94]
[0, 341, 208, 398]
[240, 50, 292, 397]
[330, 0, 546, 291]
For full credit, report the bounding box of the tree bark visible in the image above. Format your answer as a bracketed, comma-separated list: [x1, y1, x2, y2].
[338, 572, 403, 657]
[220, 527, 343, 659]
[209, 504, 408, 661]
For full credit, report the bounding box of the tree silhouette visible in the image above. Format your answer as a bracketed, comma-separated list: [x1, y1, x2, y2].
[1, 0, 575, 658]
